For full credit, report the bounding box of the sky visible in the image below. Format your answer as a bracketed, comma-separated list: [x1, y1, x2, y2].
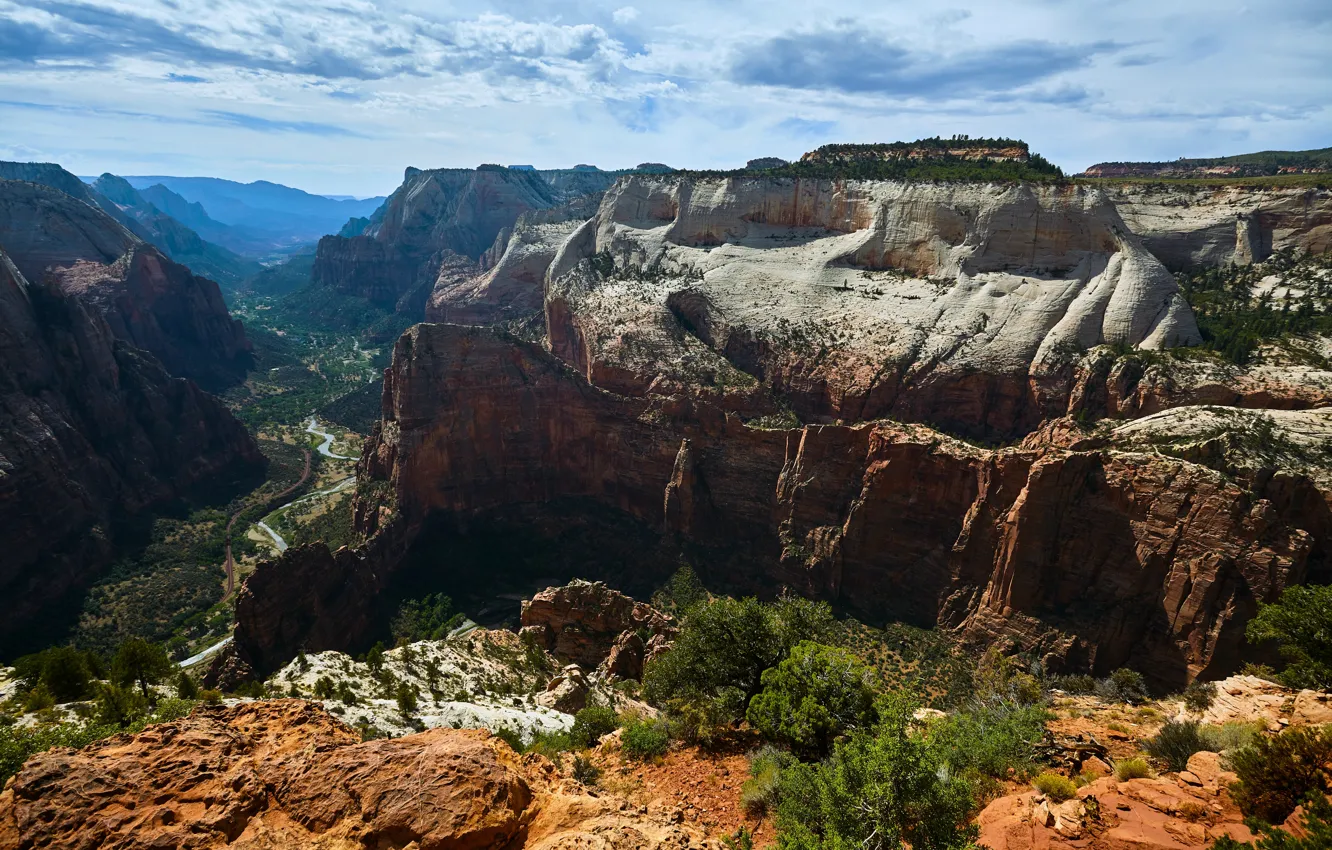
[0, 0, 1329, 197]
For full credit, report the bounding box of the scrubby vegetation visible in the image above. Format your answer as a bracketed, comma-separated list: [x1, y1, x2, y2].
[621, 716, 671, 760]
[1144, 720, 1210, 771]
[746, 641, 879, 759]
[1114, 757, 1155, 781]
[642, 594, 834, 729]
[1177, 250, 1332, 365]
[390, 594, 466, 643]
[1214, 793, 1332, 850]
[1228, 726, 1332, 824]
[774, 692, 978, 850]
[1247, 584, 1332, 690]
[1033, 771, 1078, 802]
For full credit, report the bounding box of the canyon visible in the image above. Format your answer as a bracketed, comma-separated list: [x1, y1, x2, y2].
[0, 247, 261, 657]
[222, 168, 1332, 692]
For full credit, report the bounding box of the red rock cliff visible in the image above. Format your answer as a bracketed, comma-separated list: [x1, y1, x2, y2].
[231, 323, 1325, 686]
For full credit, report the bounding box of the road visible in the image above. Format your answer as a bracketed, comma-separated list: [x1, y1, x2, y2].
[221, 447, 310, 598]
[306, 417, 354, 459]
[179, 636, 232, 669]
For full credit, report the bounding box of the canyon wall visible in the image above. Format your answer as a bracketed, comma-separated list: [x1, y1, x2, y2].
[229, 323, 1325, 687]
[0, 249, 262, 657]
[0, 178, 252, 390]
[230, 172, 1332, 687]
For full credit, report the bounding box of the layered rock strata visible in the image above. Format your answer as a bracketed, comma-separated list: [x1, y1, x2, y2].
[313, 166, 574, 310]
[0, 249, 262, 657]
[0, 178, 252, 389]
[231, 323, 1327, 687]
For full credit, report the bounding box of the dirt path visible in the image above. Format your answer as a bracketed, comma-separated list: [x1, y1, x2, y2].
[222, 447, 311, 599]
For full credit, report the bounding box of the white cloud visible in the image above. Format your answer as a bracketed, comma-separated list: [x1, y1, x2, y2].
[0, 0, 1326, 195]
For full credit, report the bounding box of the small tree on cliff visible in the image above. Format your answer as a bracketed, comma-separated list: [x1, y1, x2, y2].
[1247, 584, 1332, 690]
[642, 594, 834, 725]
[111, 639, 174, 702]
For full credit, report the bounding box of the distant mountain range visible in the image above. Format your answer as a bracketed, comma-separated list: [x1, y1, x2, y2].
[117, 176, 386, 256]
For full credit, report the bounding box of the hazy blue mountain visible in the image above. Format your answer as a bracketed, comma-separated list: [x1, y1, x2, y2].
[121, 175, 386, 248]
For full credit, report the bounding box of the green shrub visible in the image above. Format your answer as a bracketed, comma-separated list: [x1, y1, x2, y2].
[1033, 772, 1078, 802]
[1183, 680, 1217, 713]
[1050, 675, 1097, 695]
[571, 705, 619, 748]
[199, 689, 223, 705]
[313, 676, 335, 699]
[746, 641, 878, 758]
[972, 648, 1044, 706]
[1214, 791, 1332, 850]
[1145, 720, 1211, 772]
[742, 745, 795, 819]
[1097, 669, 1150, 705]
[621, 717, 670, 761]
[933, 702, 1052, 782]
[642, 595, 833, 729]
[1114, 757, 1155, 781]
[1229, 726, 1332, 824]
[722, 826, 755, 850]
[13, 646, 96, 703]
[526, 729, 576, 761]
[175, 671, 199, 700]
[1202, 721, 1259, 754]
[774, 692, 977, 850]
[1247, 585, 1332, 690]
[572, 755, 601, 786]
[493, 726, 524, 753]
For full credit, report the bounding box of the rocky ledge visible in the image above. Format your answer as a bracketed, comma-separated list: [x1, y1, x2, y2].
[0, 700, 715, 850]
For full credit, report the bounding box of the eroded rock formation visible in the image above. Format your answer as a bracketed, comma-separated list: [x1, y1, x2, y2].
[0, 700, 714, 849]
[0, 249, 262, 657]
[313, 166, 616, 313]
[520, 580, 674, 674]
[0, 178, 252, 389]
[228, 323, 1327, 687]
[229, 169, 1332, 688]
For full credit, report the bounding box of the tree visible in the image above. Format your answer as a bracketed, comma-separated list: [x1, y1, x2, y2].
[643, 595, 834, 725]
[774, 692, 977, 850]
[747, 641, 878, 758]
[13, 647, 94, 703]
[111, 639, 174, 701]
[391, 594, 463, 642]
[395, 683, 418, 717]
[176, 671, 199, 700]
[1247, 585, 1332, 690]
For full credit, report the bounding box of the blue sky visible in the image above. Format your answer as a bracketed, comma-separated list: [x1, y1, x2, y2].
[0, 0, 1328, 197]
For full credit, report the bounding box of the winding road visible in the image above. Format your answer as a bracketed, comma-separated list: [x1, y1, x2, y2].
[221, 447, 310, 598]
[306, 417, 354, 459]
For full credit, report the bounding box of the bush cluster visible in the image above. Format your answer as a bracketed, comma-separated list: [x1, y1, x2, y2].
[1144, 720, 1210, 772]
[1229, 726, 1332, 824]
[621, 717, 671, 761]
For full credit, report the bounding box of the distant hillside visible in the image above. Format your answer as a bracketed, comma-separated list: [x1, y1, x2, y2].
[1081, 147, 1332, 178]
[119, 175, 387, 255]
[0, 162, 257, 286]
[679, 137, 1064, 181]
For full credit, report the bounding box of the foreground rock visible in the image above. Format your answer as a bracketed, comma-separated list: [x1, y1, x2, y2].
[0, 249, 262, 656]
[978, 754, 1254, 850]
[0, 700, 715, 850]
